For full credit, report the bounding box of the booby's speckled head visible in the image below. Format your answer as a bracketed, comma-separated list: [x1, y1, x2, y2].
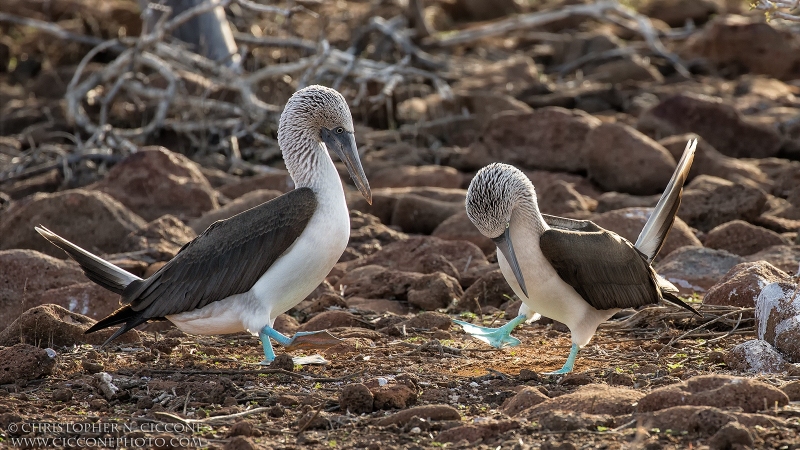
[466, 163, 536, 239]
[279, 85, 371, 204]
[466, 163, 537, 297]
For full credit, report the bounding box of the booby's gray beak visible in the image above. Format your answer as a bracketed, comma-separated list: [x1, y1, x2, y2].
[322, 128, 372, 205]
[493, 226, 528, 298]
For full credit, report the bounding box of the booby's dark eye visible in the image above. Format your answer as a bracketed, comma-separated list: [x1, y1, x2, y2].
[335, 127, 344, 134]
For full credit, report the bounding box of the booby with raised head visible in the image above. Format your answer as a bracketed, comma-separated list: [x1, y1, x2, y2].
[36, 85, 372, 364]
[455, 139, 699, 374]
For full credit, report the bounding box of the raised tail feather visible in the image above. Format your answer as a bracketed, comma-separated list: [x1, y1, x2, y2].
[35, 226, 148, 344]
[35, 226, 142, 294]
[635, 139, 697, 263]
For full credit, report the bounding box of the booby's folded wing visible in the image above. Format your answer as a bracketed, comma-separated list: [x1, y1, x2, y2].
[86, 187, 318, 339]
[542, 214, 603, 232]
[539, 228, 660, 310]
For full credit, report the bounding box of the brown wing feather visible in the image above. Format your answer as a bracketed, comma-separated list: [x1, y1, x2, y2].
[539, 228, 662, 311]
[86, 188, 318, 338]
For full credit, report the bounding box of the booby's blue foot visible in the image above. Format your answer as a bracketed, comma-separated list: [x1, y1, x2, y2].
[453, 314, 528, 349]
[258, 326, 342, 365]
[542, 343, 580, 375]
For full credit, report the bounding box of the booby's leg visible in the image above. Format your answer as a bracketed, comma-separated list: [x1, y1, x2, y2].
[257, 325, 341, 365]
[542, 342, 579, 375]
[453, 314, 528, 349]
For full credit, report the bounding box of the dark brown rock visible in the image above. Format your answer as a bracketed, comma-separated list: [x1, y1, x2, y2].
[0, 344, 56, 385]
[709, 421, 754, 450]
[781, 380, 800, 401]
[681, 15, 800, 80]
[370, 383, 417, 410]
[639, 0, 720, 27]
[724, 339, 797, 374]
[0, 304, 140, 347]
[679, 176, 768, 232]
[636, 405, 778, 436]
[339, 383, 374, 414]
[478, 107, 600, 173]
[376, 404, 460, 426]
[655, 247, 744, 294]
[586, 122, 677, 195]
[704, 261, 790, 308]
[704, 220, 787, 256]
[348, 187, 466, 226]
[637, 374, 789, 413]
[38, 282, 122, 323]
[457, 270, 517, 313]
[91, 146, 219, 220]
[585, 56, 663, 84]
[432, 211, 494, 255]
[217, 171, 293, 198]
[341, 235, 488, 280]
[0, 189, 146, 258]
[122, 214, 196, 261]
[407, 273, 463, 310]
[745, 245, 800, 274]
[347, 210, 408, 258]
[188, 189, 282, 234]
[0, 250, 86, 330]
[591, 207, 701, 260]
[52, 388, 73, 402]
[501, 387, 549, 417]
[297, 311, 368, 332]
[371, 165, 462, 189]
[536, 180, 597, 217]
[522, 384, 643, 418]
[659, 134, 769, 186]
[390, 194, 462, 234]
[269, 354, 294, 371]
[595, 192, 660, 214]
[638, 93, 783, 158]
[273, 314, 300, 335]
[436, 420, 519, 444]
[399, 311, 452, 330]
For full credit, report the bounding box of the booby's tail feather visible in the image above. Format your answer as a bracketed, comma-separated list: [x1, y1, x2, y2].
[35, 226, 142, 295]
[657, 273, 701, 316]
[635, 139, 697, 263]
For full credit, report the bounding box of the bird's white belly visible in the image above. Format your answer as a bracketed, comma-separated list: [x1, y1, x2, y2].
[498, 232, 618, 347]
[166, 202, 350, 336]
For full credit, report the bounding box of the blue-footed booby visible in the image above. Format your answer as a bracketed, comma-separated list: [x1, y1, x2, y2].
[36, 85, 372, 364]
[455, 139, 699, 374]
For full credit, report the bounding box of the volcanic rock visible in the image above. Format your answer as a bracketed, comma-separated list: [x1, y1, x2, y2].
[122, 214, 196, 261]
[724, 339, 797, 374]
[433, 211, 494, 255]
[746, 245, 800, 274]
[0, 304, 140, 347]
[390, 194, 462, 234]
[678, 176, 768, 232]
[638, 93, 783, 158]
[704, 220, 787, 256]
[502, 387, 550, 417]
[371, 165, 462, 189]
[339, 383, 374, 414]
[658, 134, 769, 186]
[91, 146, 219, 221]
[655, 247, 744, 294]
[586, 122, 676, 195]
[0, 189, 146, 258]
[703, 261, 790, 308]
[457, 270, 517, 313]
[637, 374, 789, 413]
[0, 343, 56, 385]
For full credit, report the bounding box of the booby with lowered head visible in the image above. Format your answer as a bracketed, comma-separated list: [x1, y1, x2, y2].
[455, 139, 700, 374]
[35, 85, 372, 364]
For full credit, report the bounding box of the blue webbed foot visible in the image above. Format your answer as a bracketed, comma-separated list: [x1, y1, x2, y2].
[258, 326, 342, 364]
[542, 342, 579, 375]
[453, 314, 527, 349]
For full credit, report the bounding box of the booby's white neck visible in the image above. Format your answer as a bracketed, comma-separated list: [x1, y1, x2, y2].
[513, 187, 549, 235]
[283, 135, 346, 208]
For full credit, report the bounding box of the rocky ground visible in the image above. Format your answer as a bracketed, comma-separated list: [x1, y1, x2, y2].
[3, 0, 800, 448]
